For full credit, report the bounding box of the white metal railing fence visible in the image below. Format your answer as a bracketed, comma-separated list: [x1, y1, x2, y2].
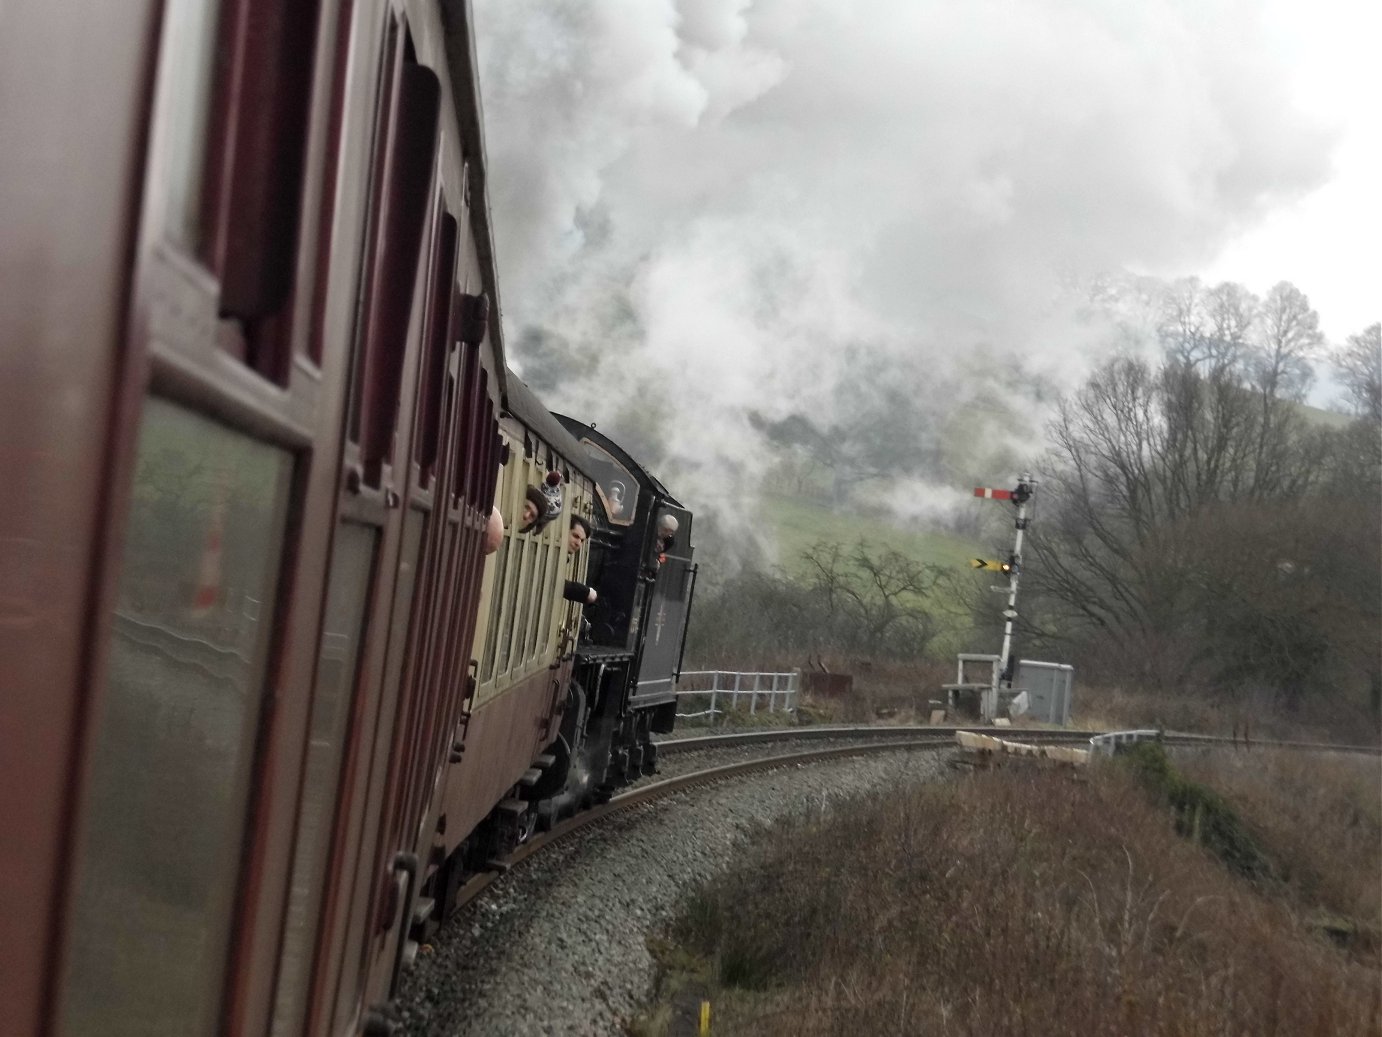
[674, 670, 798, 719]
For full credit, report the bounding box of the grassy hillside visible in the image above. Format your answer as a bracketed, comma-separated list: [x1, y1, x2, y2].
[749, 490, 993, 656]
[761, 491, 984, 574]
[1298, 401, 1356, 429]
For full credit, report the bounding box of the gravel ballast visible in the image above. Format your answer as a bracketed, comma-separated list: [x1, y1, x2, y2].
[398, 747, 954, 1036]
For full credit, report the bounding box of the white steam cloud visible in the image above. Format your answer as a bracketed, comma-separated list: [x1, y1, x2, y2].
[471, 0, 1334, 550]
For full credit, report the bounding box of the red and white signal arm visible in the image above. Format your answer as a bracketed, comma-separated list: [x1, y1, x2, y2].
[973, 487, 1013, 500]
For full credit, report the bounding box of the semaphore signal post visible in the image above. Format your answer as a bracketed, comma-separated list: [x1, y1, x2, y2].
[972, 474, 1036, 712]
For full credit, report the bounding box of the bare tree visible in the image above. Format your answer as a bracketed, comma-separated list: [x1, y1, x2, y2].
[1159, 277, 1212, 367]
[1254, 282, 1323, 402]
[685, 540, 944, 663]
[1159, 277, 1256, 376]
[799, 541, 943, 656]
[1027, 351, 1334, 693]
[1204, 282, 1257, 372]
[1334, 322, 1382, 423]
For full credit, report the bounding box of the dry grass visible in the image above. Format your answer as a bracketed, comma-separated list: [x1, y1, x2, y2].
[640, 751, 1382, 1036]
[1177, 749, 1382, 933]
[687, 654, 1382, 742]
[780, 657, 954, 725]
[1075, 683, 1382, 745]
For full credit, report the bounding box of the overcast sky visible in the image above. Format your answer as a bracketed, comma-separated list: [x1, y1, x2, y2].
[1194, 0, 1379, 342]
[471, 0, 1378, 524]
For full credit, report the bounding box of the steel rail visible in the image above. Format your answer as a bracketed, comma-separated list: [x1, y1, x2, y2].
[659, 725, 1382, 756]
[1162, 730, 1382, 755]
[657, 725, 1090, 753]
[444, 725, 1379, 918]
[448, 736, 949, 914]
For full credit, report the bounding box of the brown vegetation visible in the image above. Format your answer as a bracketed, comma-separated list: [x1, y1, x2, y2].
[1074, 683, 1382, 746]
[1178, 750, 1382, 932]
[638, 750, 1382, 1036]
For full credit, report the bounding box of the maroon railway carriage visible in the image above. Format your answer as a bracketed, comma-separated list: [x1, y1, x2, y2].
[0, 2, 611, 1034]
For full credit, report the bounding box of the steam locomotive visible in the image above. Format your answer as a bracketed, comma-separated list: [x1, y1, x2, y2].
[0, 3, 694, 1035]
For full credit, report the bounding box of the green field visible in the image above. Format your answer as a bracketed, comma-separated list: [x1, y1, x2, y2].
[761, 491, 984, 574]
[757, 490, 991, 651]
[1298, 400, 1356, 429]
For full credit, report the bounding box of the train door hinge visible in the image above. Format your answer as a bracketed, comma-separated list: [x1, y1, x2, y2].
[362, 850, 419, 1034]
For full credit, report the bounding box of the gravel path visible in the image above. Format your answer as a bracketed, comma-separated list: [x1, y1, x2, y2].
[398, 747, 954, 1036]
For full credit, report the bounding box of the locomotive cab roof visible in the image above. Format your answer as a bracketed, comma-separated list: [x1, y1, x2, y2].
[551, 414, 684, 512]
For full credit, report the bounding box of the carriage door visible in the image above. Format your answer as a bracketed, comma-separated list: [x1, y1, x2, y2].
[266, 15, 440, 1037]
[57, 0, 336, 1034]
[325, 207, 472, 1030]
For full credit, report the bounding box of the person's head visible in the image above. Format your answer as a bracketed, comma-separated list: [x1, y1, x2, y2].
[656, 513, 679, 550]
[567, 514, 590, 554]
[483, 506, 504, 555]
[520, 486, 546, 532]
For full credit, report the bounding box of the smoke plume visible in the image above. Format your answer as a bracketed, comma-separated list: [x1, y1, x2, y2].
[472, 0, 1334, 552]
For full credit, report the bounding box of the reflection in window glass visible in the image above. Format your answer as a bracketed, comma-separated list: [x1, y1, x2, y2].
[270, 522, 377, 1036]
[63, 397, 292, 1037]
[580, 439, 639, 528]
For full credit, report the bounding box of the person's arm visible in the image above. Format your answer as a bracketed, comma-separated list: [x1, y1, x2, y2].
[563, 580, 597, 605]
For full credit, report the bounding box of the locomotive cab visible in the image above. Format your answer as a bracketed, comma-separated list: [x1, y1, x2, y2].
[556, 416, 698, 729]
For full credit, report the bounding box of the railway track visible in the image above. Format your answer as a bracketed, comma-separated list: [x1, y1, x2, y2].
[658, 723, 1382, 755]
[448, 727, 957, 913]
[401, 725, 1377, 1035]
[450, 725, 1379, 911]
[446, 722, 1382, 915]
[400, 736, 953, 1035]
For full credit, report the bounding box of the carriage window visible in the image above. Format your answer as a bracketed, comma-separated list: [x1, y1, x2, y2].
[531, 534, 556, 659]
[346, 18, 398, 446]
[475, 462, 509, 685]
[150, 0, 225, 249]
[580, 439, 639, 527]
[521, 537, 541, 658]
[416, 215, 458, 482]
[62, 397, 293, 1037]
[201, 0, 324, 356]
[500, 537, 532, 676]
[479, 536, 508, 684]
[350, 31, 441, 482]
